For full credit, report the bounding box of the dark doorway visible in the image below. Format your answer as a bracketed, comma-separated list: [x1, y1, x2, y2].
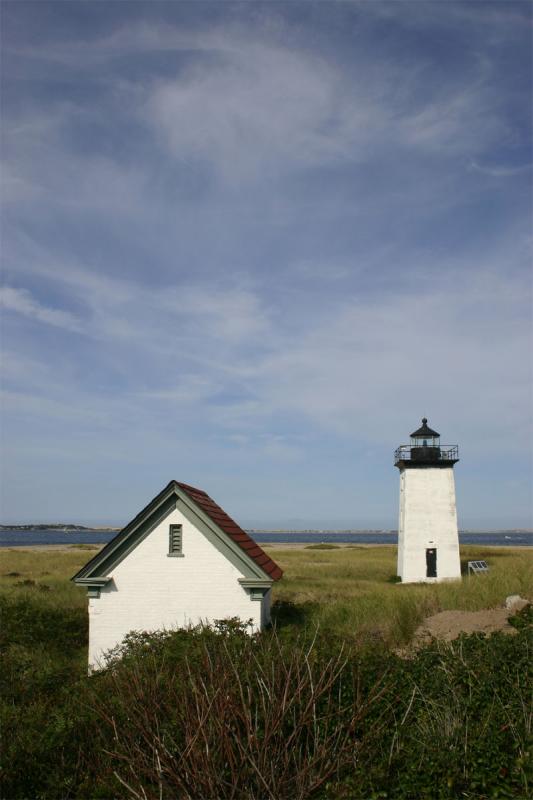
[426, 548, 437, 578]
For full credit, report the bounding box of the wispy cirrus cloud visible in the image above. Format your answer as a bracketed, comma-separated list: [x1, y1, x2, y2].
[1, 3, 531, 526]
[4, 229, 529, 448]
[2, 15, 516, 191]
[469, 160, 533, 178]
[143, 30, 507, 180]
[0, 286, 83, 333]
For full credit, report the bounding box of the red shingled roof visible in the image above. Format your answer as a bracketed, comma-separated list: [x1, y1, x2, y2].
[175, 481, 283, 581]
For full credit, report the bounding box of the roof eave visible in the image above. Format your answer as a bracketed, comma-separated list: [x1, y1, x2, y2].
[71, 481, 283, 583]
[71, 481, 178, 582]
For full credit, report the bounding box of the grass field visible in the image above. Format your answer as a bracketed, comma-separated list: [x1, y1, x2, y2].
[271, 544, 533, 644]
[1, 543, 531, 646]
[1, 543, 531, 799]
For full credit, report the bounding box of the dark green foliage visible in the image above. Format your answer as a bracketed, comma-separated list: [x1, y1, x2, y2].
[1, 594, 531, 800]
[89, 622, 386, 800]
[0, 595, 87, 652]
[69, 544, 100, 550]
[271, 598, 317, 627]
[508, 603, 533, 630]
[345, 630, 532, 799]
[1, 596, 91, 799]
[305, 543, 340, 550]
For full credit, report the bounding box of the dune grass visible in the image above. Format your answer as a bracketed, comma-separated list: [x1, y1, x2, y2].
[1, 544, 531, 646]
[1, 544, 531, 799]
[268, 544, 532, 645]
[0, 547, 91, 609]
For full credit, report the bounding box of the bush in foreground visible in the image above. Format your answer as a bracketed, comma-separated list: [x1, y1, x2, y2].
[1, 595, 531, 799]
[90, 622, 387, 800]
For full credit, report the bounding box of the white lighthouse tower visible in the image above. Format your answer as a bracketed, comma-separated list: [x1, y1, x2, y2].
[395, 418, 461, 583]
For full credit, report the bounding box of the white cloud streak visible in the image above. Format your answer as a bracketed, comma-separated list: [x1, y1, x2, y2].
[4, 235, 530, 457]
[469, 160, 533, 178]
[2, 18, 512, 194]
[143, 31, 504, 179]
[0, 287, 83, 332]
[1, 8, 531, 523]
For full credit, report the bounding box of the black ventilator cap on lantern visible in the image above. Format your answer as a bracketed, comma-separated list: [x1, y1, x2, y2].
[410, 418, 440, 439]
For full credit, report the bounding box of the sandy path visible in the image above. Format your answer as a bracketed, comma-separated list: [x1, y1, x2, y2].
[413, 608, 520, 643]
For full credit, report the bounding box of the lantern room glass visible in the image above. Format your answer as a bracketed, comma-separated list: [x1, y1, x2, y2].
[410, 433, 440, 448]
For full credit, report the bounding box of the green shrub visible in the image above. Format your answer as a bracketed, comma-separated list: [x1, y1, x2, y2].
[509, 603, 533, 630]
[330, 628, 532, 800]
[88, 623, 387, 800]
[0, 595, 87, 651]
[0, 597, 91, 799]
[2, 607, 531, 800]
[1, 547, 531, 799]
[305, 543, 340, 550]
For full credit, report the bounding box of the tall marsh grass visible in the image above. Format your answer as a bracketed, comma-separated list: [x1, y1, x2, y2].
[1, 544, 531, 645]
[0, 547, 90, 609]
[269, 544, 532, 645]
[1, 545, 531, 798]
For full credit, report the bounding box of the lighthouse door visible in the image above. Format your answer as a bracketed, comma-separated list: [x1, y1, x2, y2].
[426, 548, 437, 578]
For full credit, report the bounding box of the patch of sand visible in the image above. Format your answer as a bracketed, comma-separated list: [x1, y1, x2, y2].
[413, 607, 523, 644]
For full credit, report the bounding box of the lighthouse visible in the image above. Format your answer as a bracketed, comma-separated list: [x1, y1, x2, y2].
[395, 418, 461, 583]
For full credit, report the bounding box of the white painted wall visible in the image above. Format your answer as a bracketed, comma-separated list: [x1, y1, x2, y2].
[87, 507, 266, 670]
[397, 466, 461, 583]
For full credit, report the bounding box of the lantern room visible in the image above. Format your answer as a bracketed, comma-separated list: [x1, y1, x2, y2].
[394, 418, 458, 466]
[410, 417, 440, 447]
[410, 417, 440, 462]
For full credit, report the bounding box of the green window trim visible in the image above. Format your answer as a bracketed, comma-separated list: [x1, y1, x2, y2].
[168, 524, 184, 557]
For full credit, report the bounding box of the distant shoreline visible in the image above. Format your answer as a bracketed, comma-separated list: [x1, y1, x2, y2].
[1, 525, 531, 535]
[248, 529, 533, 535]
[4, 542, 532, 552]
[0, 525, 121, 532]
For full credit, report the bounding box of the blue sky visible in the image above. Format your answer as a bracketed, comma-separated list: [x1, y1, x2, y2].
[1, 1, 531, 528]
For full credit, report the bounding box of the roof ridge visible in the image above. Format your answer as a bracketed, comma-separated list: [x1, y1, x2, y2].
[176, 484, 283, 582]
[73, 481, 283, 584]
[174, 480, 209, 496]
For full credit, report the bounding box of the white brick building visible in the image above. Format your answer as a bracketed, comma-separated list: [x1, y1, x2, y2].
[73, 481, 283, 670]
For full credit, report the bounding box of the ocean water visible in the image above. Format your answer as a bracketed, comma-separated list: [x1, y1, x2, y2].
[0, 529, 531, 547]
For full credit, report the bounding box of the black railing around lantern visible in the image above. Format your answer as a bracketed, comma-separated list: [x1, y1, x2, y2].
[394, 444, 459, 465]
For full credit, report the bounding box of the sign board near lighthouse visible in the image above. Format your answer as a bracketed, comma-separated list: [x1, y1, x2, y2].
[395, 418, 461, 583]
